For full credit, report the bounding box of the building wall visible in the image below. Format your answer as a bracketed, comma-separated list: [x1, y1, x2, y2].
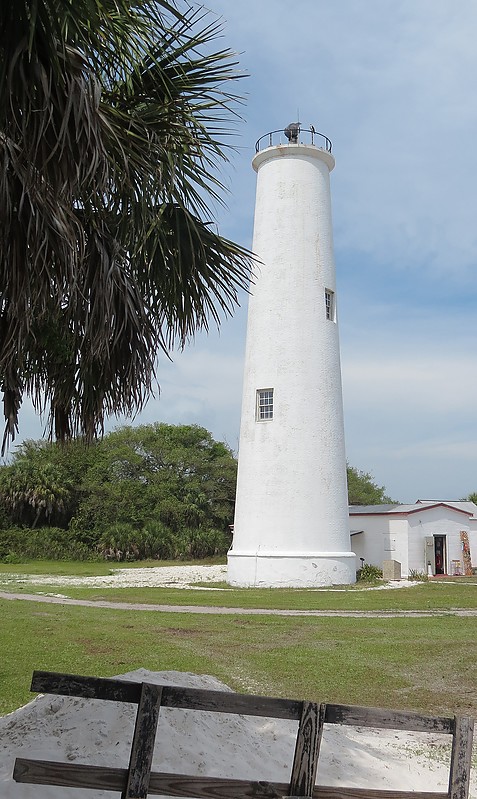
[350, 515, 408, 574]
[407, 508, 471, 575]
[350, 507, 475, 577]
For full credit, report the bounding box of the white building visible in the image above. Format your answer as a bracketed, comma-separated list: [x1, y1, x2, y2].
[228, 125, 355, 587]
[350, 500, 477, 577]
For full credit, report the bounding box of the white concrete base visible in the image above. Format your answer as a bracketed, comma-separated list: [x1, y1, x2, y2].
[227, 551, 356, 587]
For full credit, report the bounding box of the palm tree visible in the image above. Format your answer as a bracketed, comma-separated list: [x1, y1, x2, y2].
[0, 0, 252, 453]
[0, 459, 72, 528]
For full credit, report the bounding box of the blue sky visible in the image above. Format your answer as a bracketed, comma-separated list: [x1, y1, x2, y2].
[11, 0, 477, 503]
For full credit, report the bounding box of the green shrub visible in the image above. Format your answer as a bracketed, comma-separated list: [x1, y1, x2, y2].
[0, 526, 97, 561]
[134, 522, 180, 561]
[0, 518, 231, 563]
[98, 522, 180, 561]
[97, 522, 229, 561]
[98, 523, 141, 561]
[0, 550, 24, 564]
[408, 569, 429, 582]
[0, 527, 23, 561]
[178, 527, 230, 559]
[356, 563, 383, 582]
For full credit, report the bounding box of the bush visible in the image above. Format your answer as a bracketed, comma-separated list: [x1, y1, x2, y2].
[178, 528, 230, 559]
[98, 521, 180, 561]
[137, 522, 180, 560]
[408, 569, 428, 582]
[98, 523, 143, 561]
[0, 526, 97, 561]
[97, 523, 230, 561]
[0, 527, 23, 561]
[356, 563, 383, 582]
[0, 519, 232, 563]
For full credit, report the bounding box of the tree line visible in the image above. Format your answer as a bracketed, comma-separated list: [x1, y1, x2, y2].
[0, 423, 393, 562]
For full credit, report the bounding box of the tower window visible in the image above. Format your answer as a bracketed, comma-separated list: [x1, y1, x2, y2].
[256, 388, 274, 420]
[325, 289, 335, 321]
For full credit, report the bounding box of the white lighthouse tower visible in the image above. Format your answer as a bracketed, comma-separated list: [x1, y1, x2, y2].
[228, 124, 355, 587]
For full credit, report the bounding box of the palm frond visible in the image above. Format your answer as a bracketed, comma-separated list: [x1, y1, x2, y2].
[0, 0, 253, 452]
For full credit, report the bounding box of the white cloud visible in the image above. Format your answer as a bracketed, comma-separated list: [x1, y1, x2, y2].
[213, 0, 477, 277]
[140, 345, 245, 451]
[343, 356, 477, 415]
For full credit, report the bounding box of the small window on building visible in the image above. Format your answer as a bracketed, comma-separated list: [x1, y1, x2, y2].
[256, 388, 274, 421]
[325, 289, 335, 321]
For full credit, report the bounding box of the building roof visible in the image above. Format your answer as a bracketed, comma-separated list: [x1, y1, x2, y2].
[349, 504, 400, 514]
[416, 500, 477, 515]
[349, 500, 477, 518]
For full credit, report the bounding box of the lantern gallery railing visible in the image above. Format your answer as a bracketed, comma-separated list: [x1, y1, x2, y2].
[255, 126, 332, 153]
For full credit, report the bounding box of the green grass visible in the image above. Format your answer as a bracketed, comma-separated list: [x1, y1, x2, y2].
[2, 573, 477, 611]
[2, 562, 477, 722]
[2, 597, 477, 719]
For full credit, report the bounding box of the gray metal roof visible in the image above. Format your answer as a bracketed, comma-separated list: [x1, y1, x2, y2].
[349, 504, 400, 514]
[349, 500, 477, 517]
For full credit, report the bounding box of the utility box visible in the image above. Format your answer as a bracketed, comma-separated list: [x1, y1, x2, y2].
[383, 560, 401, 580]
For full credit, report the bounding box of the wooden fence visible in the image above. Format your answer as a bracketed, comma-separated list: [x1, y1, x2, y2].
[13, 670, 474, 799]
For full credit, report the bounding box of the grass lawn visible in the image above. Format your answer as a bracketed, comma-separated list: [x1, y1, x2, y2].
[4, 582, 477, 611]
[1, 561, 477, 720]
[1, 560, 476, 610]
[2, 597, 477, 720]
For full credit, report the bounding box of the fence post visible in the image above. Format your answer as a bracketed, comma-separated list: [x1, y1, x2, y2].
[288, 702, 325, 797]
[449, 715, 474, 799]
[122, 682, 163, 799]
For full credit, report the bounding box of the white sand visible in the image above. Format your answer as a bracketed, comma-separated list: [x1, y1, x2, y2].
[0, 564, 228, 590]
[1, 670, 475, 798]
[0, 564, 417, 590]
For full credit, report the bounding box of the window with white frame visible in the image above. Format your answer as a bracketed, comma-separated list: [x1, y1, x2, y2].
[325, 288, 335, 321]
[256, 388, 274, 421]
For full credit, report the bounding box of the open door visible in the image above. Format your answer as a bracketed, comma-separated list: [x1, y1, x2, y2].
[425, 535, 447, 575]
[434, 535, 446, 575]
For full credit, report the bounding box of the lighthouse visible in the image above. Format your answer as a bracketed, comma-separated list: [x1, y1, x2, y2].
[228, 124, 355, 587]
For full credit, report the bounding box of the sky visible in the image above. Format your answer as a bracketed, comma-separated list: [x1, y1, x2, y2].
[9, 0, 477, 503]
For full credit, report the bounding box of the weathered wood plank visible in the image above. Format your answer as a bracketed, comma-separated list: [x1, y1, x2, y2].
[324, 704, 454, 734]
[123, 682, 162, 799]
[449, 715, 474, 799]
[310, 790, 448, 799]
[31, 671, 143, 703]
[31, 672, 456, 733]
[12, 760, 449, 799]
[289, 702, 324, 797]
[161, 686, 302, 720]
[13, 759, 127, 791]
[149, 773, 288, 798]
[30, 671, 303, 719]
[13, 759, 288, 797]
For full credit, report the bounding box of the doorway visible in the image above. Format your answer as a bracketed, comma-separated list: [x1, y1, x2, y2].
[434, 535, 446, 575]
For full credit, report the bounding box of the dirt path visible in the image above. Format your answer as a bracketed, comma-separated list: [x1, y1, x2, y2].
[2, 590, 477, 616]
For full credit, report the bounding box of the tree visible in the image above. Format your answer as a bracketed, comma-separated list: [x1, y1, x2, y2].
[74, 423, 237, 534]
[0, 458, 73, 528]
[0, 423, 238, 538]
[347, 464, 394, 505]
[0, 0, 252, 452]
[0, 436, 95, 528]
[465, 493, 477, 504]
